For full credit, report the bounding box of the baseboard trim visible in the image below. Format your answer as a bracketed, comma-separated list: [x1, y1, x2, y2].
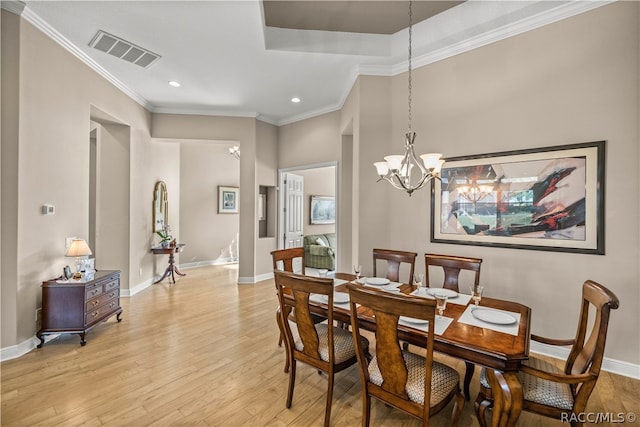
[530, 341, 640, 380]
[180, 258, 238, 270]
[237, 272, 273, 284]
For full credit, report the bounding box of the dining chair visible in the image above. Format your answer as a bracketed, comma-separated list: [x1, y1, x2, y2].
[271, 247, 326, 373]
[425, 253, 482, 400]
[275, 271, 369, 427]
[372, 248, 417, 284]
[346, 282, 464, 426]
[424, 253, 482, 292]
[474, 279, 620, 427]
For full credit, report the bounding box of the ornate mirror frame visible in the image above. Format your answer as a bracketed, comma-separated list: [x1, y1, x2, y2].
[153, 181, 168, 232]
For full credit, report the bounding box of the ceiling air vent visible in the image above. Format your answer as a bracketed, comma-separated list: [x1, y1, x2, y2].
[88, 30, 160, 68]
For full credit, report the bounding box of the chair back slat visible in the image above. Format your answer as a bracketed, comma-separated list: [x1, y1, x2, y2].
[347, 283, 436, 414]
[274, 271, 333, 361]
[373, 248, 417, 284]
[271, 247, 305, 274]
[566, 280, 620, 377]
[425, 253, 482, 292]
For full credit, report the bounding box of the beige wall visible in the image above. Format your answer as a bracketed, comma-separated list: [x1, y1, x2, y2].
[255, 120, 279, 278]
[179, 142, 240, 265]
[149, 141, 181, 283]
[1, 10, 21, 348]
[1, 2, 638, 372]
[381, 3, 637, 365]
[297, 167, 336, 236]
[276, 2, 639, 368]
[1, 9, 153, 348]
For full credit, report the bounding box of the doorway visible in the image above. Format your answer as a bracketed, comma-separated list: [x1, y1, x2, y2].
[278, 162, 338, 269]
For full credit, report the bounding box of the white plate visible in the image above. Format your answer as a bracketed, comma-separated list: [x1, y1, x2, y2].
[427, 288, 458, 298]
[323, 293, 349, 304]
[400, 316, 428, 325]
[365, 277, 390, 286]
[471, 308, 517, 325]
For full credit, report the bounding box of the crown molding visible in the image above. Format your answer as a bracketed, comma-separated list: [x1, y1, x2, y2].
[1, 0, 25, 15]
[20, 7, 153, 111]
[19, 0, 613, 126]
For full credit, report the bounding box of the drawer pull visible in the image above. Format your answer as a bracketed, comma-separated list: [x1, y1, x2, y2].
[91, 311, 99, 317]
[109, 302, 116, 308]
[109, 292, 116, 298]
[92, 300, 99, 306]
[91, 289, 98, 296]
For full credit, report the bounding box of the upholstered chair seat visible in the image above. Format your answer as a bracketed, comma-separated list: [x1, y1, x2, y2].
[369, 351, 461, 406]
[295, 324, 368, 364]
[479, 358, 574, 411]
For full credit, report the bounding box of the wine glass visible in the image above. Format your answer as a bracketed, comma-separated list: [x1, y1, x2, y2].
[435, 293, 448, 316]
[353, 264, 362, 280]
[413, 273, 424, 293]
[470, 286, 484, 306]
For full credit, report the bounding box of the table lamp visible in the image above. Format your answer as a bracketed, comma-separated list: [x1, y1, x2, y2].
[65, 238, 92, 279]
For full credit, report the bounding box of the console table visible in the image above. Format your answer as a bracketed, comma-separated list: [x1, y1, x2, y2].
[152, 243, 186, 284]
[37, 270, 122, 347]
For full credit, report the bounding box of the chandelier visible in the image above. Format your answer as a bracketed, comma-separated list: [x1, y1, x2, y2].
[228, 145, 240, 160]
[373, 1, 444, 196]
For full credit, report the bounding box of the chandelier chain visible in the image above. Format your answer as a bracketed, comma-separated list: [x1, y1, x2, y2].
[407, 0, 413, 133]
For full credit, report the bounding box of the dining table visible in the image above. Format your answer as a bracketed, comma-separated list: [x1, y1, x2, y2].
[310, 272, 531, 427]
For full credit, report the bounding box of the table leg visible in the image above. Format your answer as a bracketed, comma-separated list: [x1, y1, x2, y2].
[153, 266, 171, 284]
[485, 369, 523, 427]
[174, 264, 186, 277]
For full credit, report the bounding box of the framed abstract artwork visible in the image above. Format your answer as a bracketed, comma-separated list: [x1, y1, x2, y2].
[218, 186, 239, 214]
[431, 141, 605, 254]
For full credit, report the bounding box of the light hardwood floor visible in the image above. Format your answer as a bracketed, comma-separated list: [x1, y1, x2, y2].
[2, 265, 638, 426]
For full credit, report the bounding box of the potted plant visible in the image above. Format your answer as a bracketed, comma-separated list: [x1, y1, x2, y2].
[156, 224, 172, 248]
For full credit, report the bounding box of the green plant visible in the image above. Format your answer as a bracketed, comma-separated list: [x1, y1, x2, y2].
[156, 225, 172, 243]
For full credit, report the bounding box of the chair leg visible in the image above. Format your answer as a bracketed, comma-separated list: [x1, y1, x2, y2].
[450, 388, 465, 427]
[362, 392, 371, 427]
[463, 361, 475, 400]
[474, 393, 492, 427]
[324, 371, 334, 427]
[276, 311, 290, 373]
[286, 360, 296, 408]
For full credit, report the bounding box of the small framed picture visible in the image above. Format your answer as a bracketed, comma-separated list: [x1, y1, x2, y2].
[63, 265, 72, 280]
[218, 186, 239, 214]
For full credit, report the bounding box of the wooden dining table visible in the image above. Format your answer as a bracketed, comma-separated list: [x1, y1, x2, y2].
[312, 272, 531, 427]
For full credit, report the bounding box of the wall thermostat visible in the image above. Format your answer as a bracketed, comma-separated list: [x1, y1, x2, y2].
[41, 204, 55, 215]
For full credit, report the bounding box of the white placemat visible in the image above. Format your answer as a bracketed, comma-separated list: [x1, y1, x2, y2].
[398, 315, 453, 336]
[310, 293, 352, 311]
[333, 278, 348, 287]
[457, 305, 521, 336]
[410, 289, 472, 306]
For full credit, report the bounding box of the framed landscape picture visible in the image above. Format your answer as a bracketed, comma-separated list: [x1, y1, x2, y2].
[218, 186, 239, 214]
[431, 141, 605, 254]
[310, 196, 335, 225]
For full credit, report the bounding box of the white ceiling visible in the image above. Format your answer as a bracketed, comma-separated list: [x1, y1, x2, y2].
[16, 1, 609, 125]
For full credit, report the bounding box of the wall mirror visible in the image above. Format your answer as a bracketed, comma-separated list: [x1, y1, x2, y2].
[153, 181, 168, 232]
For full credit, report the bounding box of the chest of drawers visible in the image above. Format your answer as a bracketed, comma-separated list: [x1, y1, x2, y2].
[37, 270, 122, 347]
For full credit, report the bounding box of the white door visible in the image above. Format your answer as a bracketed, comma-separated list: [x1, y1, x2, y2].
[282, 172, 304, 249]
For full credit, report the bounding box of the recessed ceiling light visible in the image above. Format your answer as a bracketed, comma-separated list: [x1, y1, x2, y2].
[168, 80, 181, 87]
[291, 97, 301, 103]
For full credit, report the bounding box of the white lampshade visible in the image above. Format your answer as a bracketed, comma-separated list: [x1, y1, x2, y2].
[374, 162, 389, 176]
[384, 155, 404, 171]
[420, 153, 443, 171]
[65, 239, 92, 257]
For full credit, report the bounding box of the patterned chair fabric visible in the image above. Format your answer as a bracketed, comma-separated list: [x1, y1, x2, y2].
[369, 351, 461, 406]
[303, 233, 336, 270]
[479, 358, 574, 410]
